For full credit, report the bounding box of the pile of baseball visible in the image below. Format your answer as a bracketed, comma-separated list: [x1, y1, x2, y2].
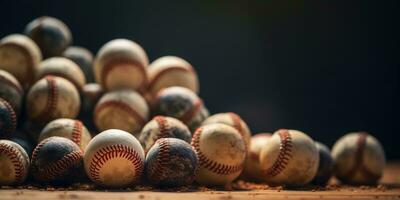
[0, 16, 386, 189]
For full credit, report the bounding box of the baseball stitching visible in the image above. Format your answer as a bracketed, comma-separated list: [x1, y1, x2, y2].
[0, 143, 25, 184]
[0, 99, 17, 137]
[35, 76, 58, 121]
[148, 66, 195, 91]
[147, 139, 170, 182]
[31, 138, 83, 182]
[38, 72, 81, 91]
[88, 144, 144, 184]
[191, 127, 243, 175]
[94, 100, 145, 128]
[71, 120, 83, 147]
[0, 74, 23, 95]
[100, 58, 147, 92]
[180, 98, 203, 124]
[264, 129, 293, 178]
[154, 116, 171, 139]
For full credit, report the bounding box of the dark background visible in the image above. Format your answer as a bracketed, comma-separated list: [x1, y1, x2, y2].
[0, 1, 399, 159]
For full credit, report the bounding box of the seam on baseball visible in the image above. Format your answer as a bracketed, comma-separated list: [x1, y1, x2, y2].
[35, 151, 82, 182]
[180, 98, 203, 124]
[147, 139, 170, 182]
[0, 99, 17, 137]
[36, 76, 58, 121]
[154, 116, 171, 140]
[72, 120, 83, 148]
[94, 100, 145, 128]
[38, 72, 81, 91]
[88, 144, 144, 184]
[0, 143, 25, 184]
[148, 66, 195, 91]
[191, 128, 243, 175]
[264, 129, 293, 178]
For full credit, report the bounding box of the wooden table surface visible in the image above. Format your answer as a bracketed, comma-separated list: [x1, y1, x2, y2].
[1, 162, 399, 200]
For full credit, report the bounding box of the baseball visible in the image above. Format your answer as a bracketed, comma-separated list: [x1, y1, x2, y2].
[0, 98, 17, 139]
[24, 16, 72, 58]
[0, 34, 42, 88]
[147, 56, 199, 101]
[80, 83, 104, 127]
[259, 129, 319, 186]
[145, 138, 198, 187]
[0, 140, 30, 185]
[202, 112, 252, 148]
[153, 86, 209, 131]
[94, 89, 149, 137]
[331, 132, 385, 185]
[241, 133, 272, 182]
[31, 136, 83, 184]
[139, 116, 192, 152]
[191, 123, 246, 186]
[26, 75, 81, 125]
[38, 118, 92, 150]
[84, 129, 145, 188]
[311, 142, 334, 185]
[36, 57, 86, 91]
[63, 46, 94, 83]
[94, 39, 149, 92]
[0, 70, 23, 114]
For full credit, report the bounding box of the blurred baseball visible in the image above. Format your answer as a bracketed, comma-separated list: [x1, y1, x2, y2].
[93, 89, 149, 137]
[94, 39, 149, 92]
[84, 129, 145, 188]
[311, 142, 334, 185]
[0, 70, 23, 114]
[63, 46, 94, 82]
[0, 34, 42, 88]
[0, 98, 17, 139]
[0, 140, 30, 185]
[191, 123, 246, 186]
[332, 132, 385, 185]
[259, 129, 319, 186]
[26, 76, 81, 125]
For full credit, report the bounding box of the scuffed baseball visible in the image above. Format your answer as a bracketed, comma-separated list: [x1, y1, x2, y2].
[153, 86, 209, 131]
[38, 118, 92, 150]
[94, 39, 149, 92]
[0, 98, 17, 139]
[241, 133, 272, 182]
[94, 90, 149, 137]
[332, 132, 385, 185]
[63, 46, 94, 83]
[26, 76, 81, 125]
[24, 16, 72, 58]
[31, 136, 83, 184]
[146, 138, 198, 187]
[202, 112, 252, 148]
[0, 140, 30, 185]
[259, 129, 319, 186]
[0, 70, 23, 114]
[0, 34, 42, 88]
[191, 124, 246, 186]
[84, 129, 145, 188]
[36, 57, 86, 90]
[139, 116, 191, 152]
[147, 56, 199, 100]
[311, 142, 334, 185]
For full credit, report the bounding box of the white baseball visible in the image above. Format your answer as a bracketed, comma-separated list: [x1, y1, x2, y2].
[0, 140, 30, 185]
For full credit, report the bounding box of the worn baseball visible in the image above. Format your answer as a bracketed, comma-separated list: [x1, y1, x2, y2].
[24, 16, 72, 58]
[0, 70, 23, 114]
[94, 89, 149, 137]
[0, 140, 30, 185]
[94, 39, 149, 92]
[311, 142, 334, 185]
[146, 138, 198, 187]
[31, 136, 83, 184]
[84, 129, 145, 188]
[259, 129, 319, 186]
[0, 98, 17, 139]
[38, 118, 92, 150]
[202, 112, 251, 148]
[191, 123, 246, 186]
[0, 34, 42, 88]
[332, 132, 385, 185]
[241, 133, 272, 182]
[63, 46, 94, 83]
[153, 86, 209, 131]
[36, 57, 86, 91]
[139, 116, 191, 152]
[80, 83, 104, 128]
[147, 56, 199, 101]
[26, 76, 80, 125]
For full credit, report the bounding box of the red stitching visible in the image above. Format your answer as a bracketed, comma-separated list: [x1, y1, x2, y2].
[37, 72, 81, 91]
[191, 128, 243, 175]
[88, 144, 144, 184]
[0, 98, 17, 137]
[148, 66, 195, 91]
[0, 73, 23, 95]
[100, 58, 147, 92]
[94, 100, 145, 128]
[180, 98, 203, 124]
[147, 139, 170, 182]
[35, 76, 58, 121]
[71, 120, 83, 147]
[264, 129, 293, 178]
[154, 116, 171, 139]
[0, 143, 25, 183]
